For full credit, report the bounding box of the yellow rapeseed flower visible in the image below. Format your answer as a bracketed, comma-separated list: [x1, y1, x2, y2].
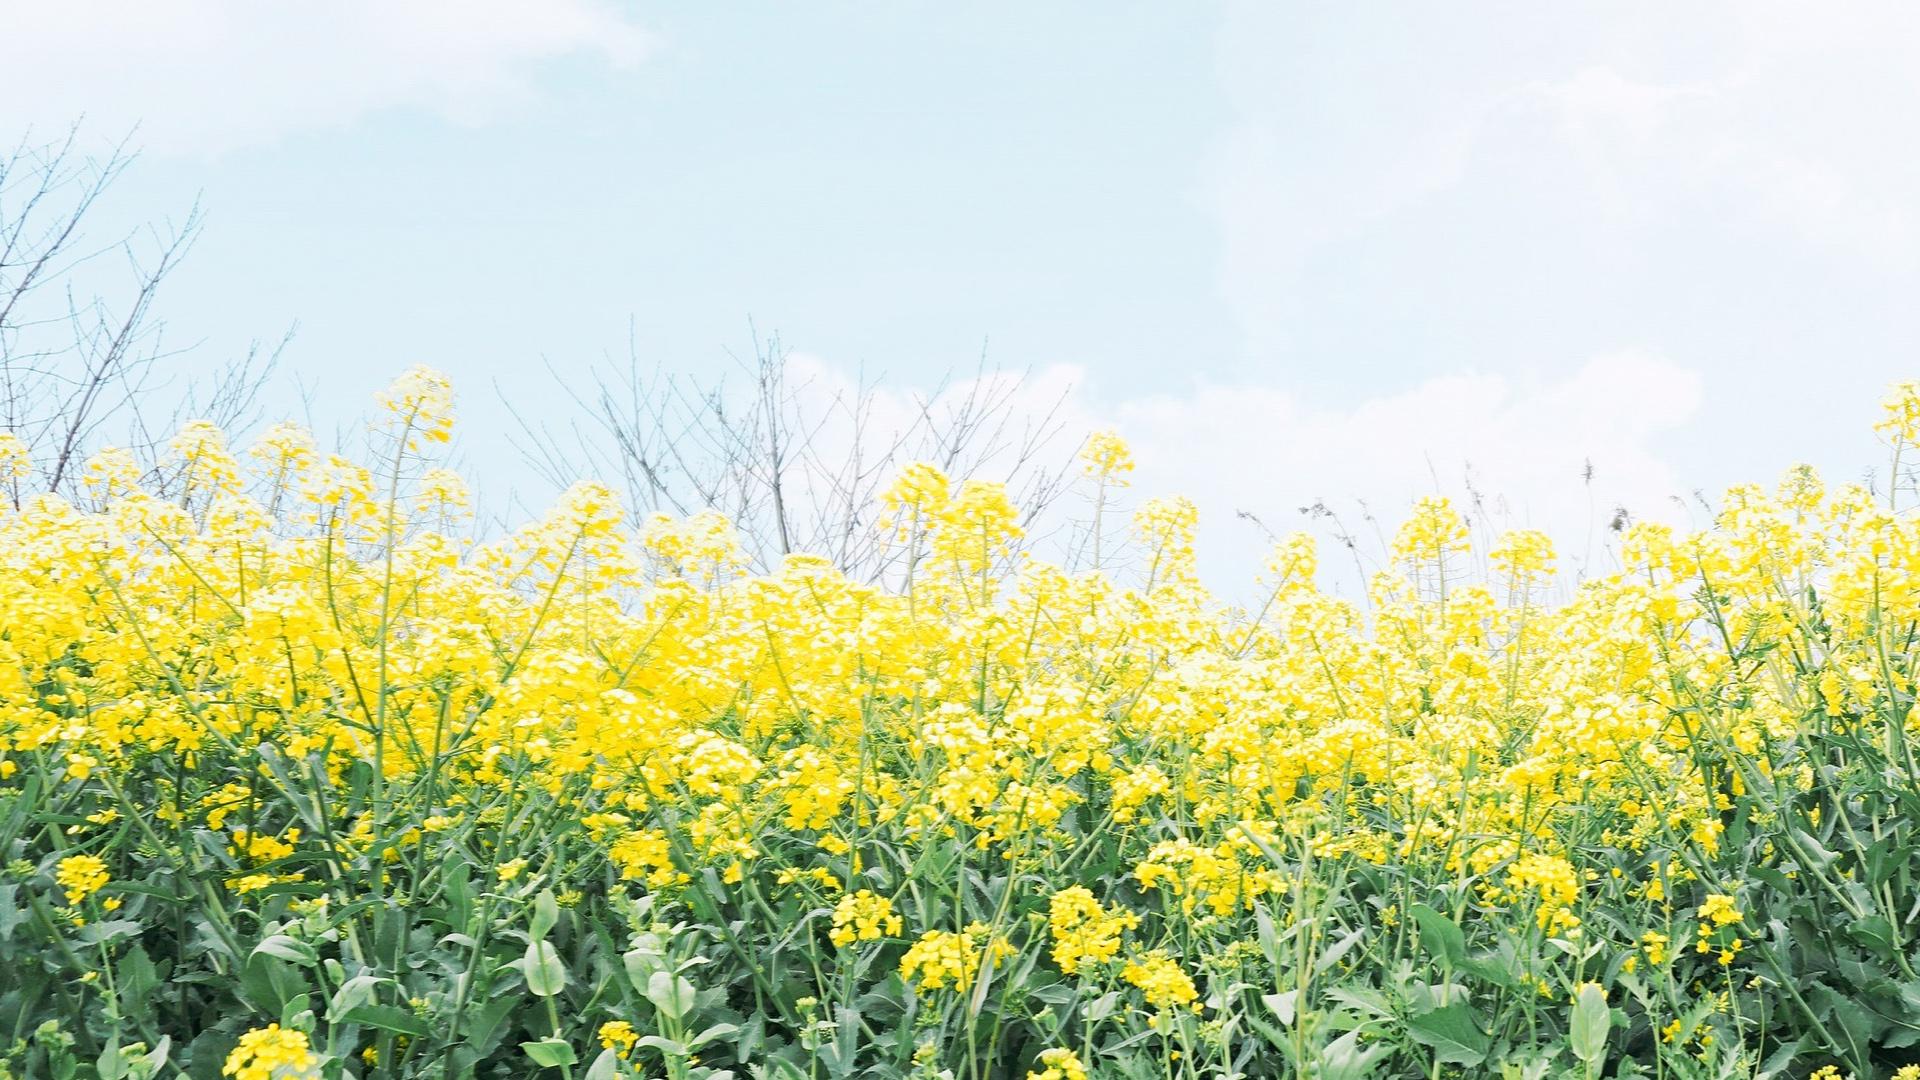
[830, 890, 902, 947]
[1121, 950, 1199, 1012]
[223, 1024, 318, 1080]
[54, 854, 108, 904]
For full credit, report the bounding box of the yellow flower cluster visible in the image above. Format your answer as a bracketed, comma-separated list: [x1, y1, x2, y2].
[899, 924, 1014, 995]
[1697, 893, 1742, 927]
[1027, 1047, 1090, 1080]
[1079, 430, 1135, 483]
[1134, 837, 1276, 917]
[222, 1024, 317, 1080]
[54, 854, 108, 904]
[1120, 950, 1199, 1012]
[1695, 892, 1745, 965]
[0, 433, 29, 481]
[830, 889, 902, 947]
[1503, 852, 1582, 933]
[13, 369, 1920, 1073]
[1047, 885, 1138, 975]
[598, 1020, 639, 1056]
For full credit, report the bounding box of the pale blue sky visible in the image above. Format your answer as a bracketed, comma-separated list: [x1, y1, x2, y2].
[15, 6, 1229, 411]
[7, 3, 1920, 585]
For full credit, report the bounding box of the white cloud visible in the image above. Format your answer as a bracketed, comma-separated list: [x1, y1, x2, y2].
[1203, 3, 1920, 356]
[1522, 58, 1920, 262]
[0, 0, 653, 153]
[770, 350, 1704, 599]
[1109, 350, 1703, 594]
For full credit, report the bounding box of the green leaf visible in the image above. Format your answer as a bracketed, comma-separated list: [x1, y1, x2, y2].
[327, 974, 383, 1022]
[463, 993, 522, 1055]
[1026, 981, 1074, 1007]
[75, 920, 143, 947]
[1461, 953, 1520, 990]
[1407, 1001, 1491, 1066]
[1254, 904, 1281, 965]
[584, 1049, 621, 1080]
[1570, 983, 1610, 1064]
[1326, 985, 1396, 1020]
[1791, 827, 1838, 871]
[1315, 926, 1367, 973]
[117, 946, 159, 1012]
[522, 940, 568, 997]
[340, 1005, 431, 1037]
[689, 1022, 741, 1050]
[522, 1038, 577, 1068]
[446, 857, 474, 926]
[0, 884, 27, 942]
[531, 888, 560, 941]
[97, 1041, 132, 1080]
[624, 937, 667, 991]
[645, 969, 696, 1021]
[1321, 1029, 1390, 1080]
[1499, 1056, 1554, 1080]
[237, 951, 308, 1015]
[636, 1035, 689, 1057]
[279, 998, 314, 1031]
[142, 1036, 172, 1076]
[1410, 904, 1465, 967]
[250, 935, 317, 967]
[1848, 914, 1895, 953]
[107, 882, 190, 903]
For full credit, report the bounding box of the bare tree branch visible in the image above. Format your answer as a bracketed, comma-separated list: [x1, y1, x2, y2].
[0, 123, 281, 502]
[508, 326, 1077, 581]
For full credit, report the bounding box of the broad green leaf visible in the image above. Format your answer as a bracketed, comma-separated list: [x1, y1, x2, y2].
[1321, 1029, 1391, 1080]
[645, 969, 696, 1021]
[1315, 926, 1367, 973]
[522, 940, 568, 997]
[464, 993, 522, 1054]
[531, 887, 560, 941]
[250, 935, 318, 967]
[522, 1038, 577, 1068]
[97, 1041, 132, 1080]
[624, 938, 667, 992]
[340, 1005, 431, 1037]
[584, 1049, 621, 1080]
[1254, 904, 1281, 965]
[117, 946, 159, 1011]
[75, 919, 142, 946]
[0, 885, 28, 942]
[689, 1022, 741, 1050]
[1570, 983, 1610, 1065]
[142, 1036, 172, 1077]
[1410, 904, 1465, 967]
[1499, 1056, 1555, 1080]
[1848, 914, 1895, 953]
[1407, 1001, 1491, 1067]
[327, 974, 383, 1022]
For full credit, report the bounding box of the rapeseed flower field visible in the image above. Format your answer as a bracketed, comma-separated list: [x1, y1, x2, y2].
[7, 368, 1920, 1078]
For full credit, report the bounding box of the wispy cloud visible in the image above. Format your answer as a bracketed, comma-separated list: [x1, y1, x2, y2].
[772, 350, 1706, 596]
[1110, 350, 1704, 592]
[1, 0, 653, 153]
[1203, 3, 1920, 356]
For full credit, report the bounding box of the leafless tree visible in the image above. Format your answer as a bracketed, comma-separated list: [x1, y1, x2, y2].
[0, 123, 282, 506]
[510, 325, 1079, 581]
